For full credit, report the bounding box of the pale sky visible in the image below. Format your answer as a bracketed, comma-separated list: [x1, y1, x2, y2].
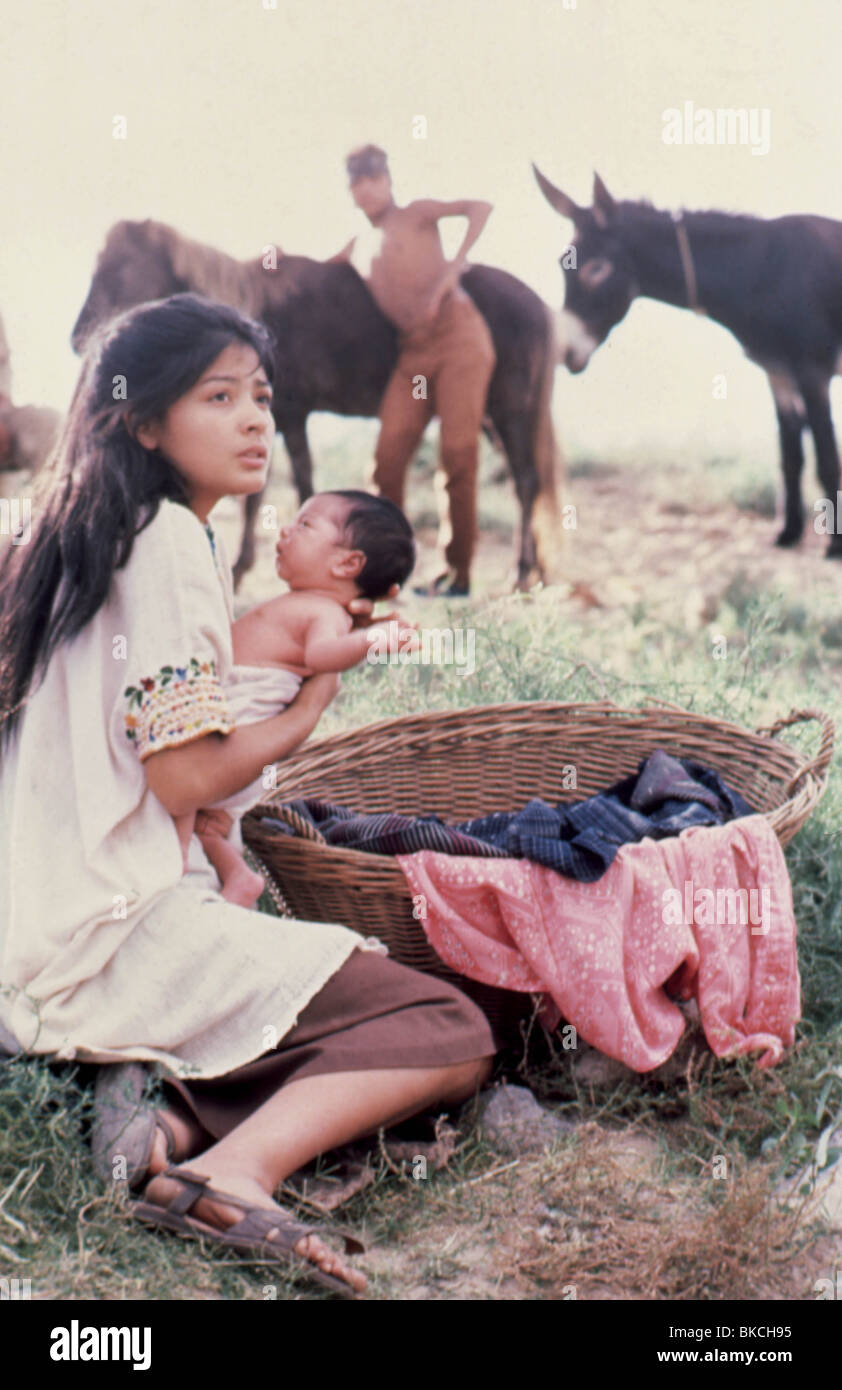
[2, 0, 841, 457]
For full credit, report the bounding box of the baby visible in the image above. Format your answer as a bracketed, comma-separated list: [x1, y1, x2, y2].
[177, 489, 418, 906]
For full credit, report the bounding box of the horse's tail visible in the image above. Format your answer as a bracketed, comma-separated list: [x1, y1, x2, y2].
[530, 303, 566, 584]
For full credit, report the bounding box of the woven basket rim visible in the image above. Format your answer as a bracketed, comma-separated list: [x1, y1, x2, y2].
[255, 698, 834, 788]
[244, 701, 834, 857]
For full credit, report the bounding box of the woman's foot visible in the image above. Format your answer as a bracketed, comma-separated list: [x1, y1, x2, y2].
[142, 1163, 366, 1294]
[147, 1106, 207, 1176]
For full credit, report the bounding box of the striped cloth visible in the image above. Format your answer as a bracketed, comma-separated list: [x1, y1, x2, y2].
[260, 749, 755, 883]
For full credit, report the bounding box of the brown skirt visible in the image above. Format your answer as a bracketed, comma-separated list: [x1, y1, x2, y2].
[162, 947, 498, 1140]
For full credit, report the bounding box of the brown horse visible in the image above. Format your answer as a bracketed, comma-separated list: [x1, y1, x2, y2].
[72, 220, 564, 588]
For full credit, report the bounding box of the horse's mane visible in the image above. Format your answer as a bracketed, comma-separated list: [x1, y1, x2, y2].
[138, 220, 268, 317]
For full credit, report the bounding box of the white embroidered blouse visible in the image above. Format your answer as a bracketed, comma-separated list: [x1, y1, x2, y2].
[0, 499, 362, 1077]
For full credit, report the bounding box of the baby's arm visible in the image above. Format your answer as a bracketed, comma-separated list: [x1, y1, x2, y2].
[304, 606, 374, 672]
[304, 607, 418, 672]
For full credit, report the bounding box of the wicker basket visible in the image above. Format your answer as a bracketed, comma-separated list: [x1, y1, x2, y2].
[242, 701, 834, 1029]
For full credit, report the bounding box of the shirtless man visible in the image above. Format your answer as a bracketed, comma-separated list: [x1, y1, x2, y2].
[346, 144, 496, 597]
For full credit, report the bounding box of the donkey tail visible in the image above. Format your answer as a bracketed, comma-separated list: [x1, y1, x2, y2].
[530, 303, 566, 584]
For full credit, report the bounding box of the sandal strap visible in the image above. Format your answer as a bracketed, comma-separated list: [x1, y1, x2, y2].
[227, 1207, 313, 1252]
[152, 1166, 363, 1252]
[159, 1167, 212, 1216]
[154, 1167, 311, 1232]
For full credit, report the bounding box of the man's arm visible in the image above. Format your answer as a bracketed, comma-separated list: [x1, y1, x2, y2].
[413, 198, 493, 314]
[414, 198, 493, 237]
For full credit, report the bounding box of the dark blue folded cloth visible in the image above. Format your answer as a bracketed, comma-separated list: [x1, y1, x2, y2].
[260, 748, 754, 883]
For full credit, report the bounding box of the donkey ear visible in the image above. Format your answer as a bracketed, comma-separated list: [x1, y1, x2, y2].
[532, 164, 585, 222]
[592, 172, 617, 228]
[326, 237, 356, 264]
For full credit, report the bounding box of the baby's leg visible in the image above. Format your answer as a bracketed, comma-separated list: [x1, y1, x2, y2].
[196, 808, 265, 909]
[173, 811, 196, 874]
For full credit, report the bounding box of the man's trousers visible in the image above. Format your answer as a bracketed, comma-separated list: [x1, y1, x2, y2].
[370, 292, 496, 588]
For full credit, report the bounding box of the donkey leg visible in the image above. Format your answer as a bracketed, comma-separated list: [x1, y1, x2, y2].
[768, 374, 806, 546]
[799, 374, 842, 557]
[494, 410, 539, 590]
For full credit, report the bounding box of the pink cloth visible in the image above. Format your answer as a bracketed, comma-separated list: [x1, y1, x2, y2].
[397, 814, 800, 1071]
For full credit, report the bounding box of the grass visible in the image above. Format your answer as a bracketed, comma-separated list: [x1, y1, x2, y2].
[2, 430, 841, 1300]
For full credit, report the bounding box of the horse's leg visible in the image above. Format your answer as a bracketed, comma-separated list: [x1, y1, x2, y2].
[232, 487, 263, 591]
[231, 420, 316, 589]
[281, 418, 315, 504]
[493, 409, 539, 590]
[768, 372, 806, 547]
[798, 371, 842, 557]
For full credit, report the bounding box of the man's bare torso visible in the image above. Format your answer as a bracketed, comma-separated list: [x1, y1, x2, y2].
[364, 202, 469, 334]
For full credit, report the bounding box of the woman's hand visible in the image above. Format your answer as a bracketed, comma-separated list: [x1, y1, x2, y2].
[347, 584, 419, 636]
[292, 670, 342, 721]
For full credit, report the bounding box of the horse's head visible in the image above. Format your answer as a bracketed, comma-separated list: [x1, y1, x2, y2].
[532, 166, 639, 373]
[71, 221, 180, 353]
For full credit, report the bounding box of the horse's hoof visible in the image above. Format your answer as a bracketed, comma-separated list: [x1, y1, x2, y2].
[774, 526, 802, 548]
[824, 537, 842, 559]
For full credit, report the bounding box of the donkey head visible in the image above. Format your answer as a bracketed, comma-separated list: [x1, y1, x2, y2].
[533, 166, 639, 372]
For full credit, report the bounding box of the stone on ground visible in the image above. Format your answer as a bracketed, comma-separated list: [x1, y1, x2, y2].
[473, 1081, 575, 1156]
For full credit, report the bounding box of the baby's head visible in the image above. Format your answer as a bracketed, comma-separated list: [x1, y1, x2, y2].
[275, 490, 415, 600]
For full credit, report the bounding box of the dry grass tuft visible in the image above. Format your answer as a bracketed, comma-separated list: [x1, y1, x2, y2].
[503, 1123, 821, 1301]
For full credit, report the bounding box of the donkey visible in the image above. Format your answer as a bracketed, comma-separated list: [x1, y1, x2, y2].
[71, 220, 563, 588]
[532, 166, 842, 557]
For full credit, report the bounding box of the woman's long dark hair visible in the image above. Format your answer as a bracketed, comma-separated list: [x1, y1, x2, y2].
[0, 293, 275, 751]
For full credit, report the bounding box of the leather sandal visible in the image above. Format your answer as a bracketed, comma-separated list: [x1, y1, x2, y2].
[91, 1062, 178, 1190]
[132, 1166, 365, 1298]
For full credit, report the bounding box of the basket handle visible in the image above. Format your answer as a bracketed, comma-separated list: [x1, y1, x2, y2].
[754, 708, 836, 794]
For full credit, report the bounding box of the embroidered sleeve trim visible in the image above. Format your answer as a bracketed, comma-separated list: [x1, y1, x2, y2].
[124, 657, 234, 762]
